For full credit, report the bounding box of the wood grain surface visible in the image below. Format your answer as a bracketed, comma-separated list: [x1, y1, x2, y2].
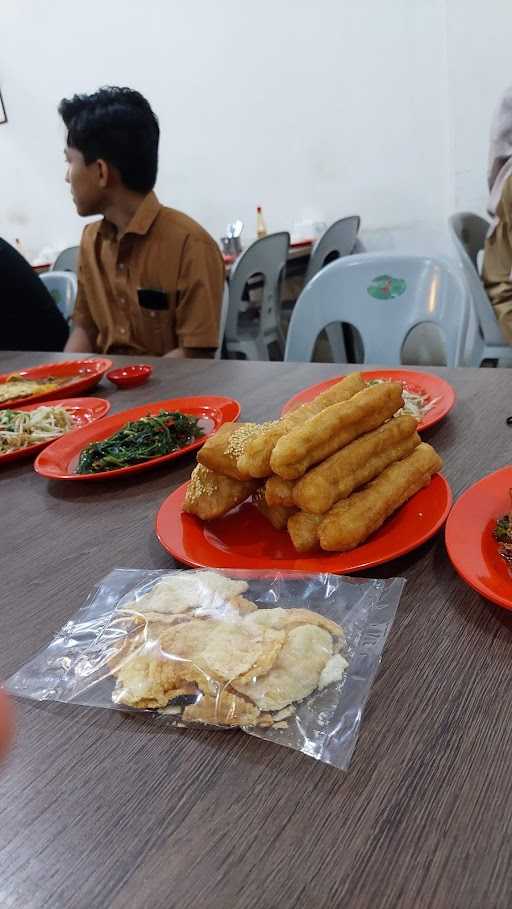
[1, 351, 512, 909]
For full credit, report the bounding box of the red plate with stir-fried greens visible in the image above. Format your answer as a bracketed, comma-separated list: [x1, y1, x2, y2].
[445, 466, 512, 609]
[34, 396, 240, 480]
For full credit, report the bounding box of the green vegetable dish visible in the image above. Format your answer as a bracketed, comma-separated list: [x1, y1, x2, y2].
[493, 490, 512, 565]
[76, 410, 204, 474]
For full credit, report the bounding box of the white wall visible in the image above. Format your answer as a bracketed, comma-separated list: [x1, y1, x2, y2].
[446, 0, 512, 216]
[0, 0, 509, 260]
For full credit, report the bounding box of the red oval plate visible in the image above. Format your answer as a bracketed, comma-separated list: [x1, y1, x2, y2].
[281, 369, 455, 433]
[34, 396, 240, 480]
[445, 466, 512, 609]
[0, 397, 111, 465]
[156, 474, 452, 572]
[0, 358, 113, 409]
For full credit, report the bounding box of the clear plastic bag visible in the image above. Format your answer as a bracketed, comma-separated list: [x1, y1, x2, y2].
[6, 569, 405, 769]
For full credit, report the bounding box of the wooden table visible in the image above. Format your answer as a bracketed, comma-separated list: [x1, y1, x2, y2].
[1, 352, 512, 909]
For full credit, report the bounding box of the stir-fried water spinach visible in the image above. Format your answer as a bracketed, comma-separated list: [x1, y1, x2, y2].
[76, 410, 204, 473]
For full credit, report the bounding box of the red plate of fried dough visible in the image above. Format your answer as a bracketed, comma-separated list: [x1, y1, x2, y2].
[156, 371, 452, 571]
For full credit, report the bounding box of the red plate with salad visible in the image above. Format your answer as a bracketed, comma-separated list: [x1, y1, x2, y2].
[0, 358, 112, 409]
[34, 395, 240, 480]
[0, 397, 111, 465]
[280, 369, 455, 433]
[445, 466, 512, 609]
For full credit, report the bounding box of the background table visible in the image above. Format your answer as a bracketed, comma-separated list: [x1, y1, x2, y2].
[1, 352, 512, 909]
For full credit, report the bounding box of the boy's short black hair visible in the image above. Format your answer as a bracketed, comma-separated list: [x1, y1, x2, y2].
[59, 86, 159, 193]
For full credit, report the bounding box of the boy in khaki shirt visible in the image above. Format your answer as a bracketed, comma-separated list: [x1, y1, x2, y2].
[60, 87, 224, 358]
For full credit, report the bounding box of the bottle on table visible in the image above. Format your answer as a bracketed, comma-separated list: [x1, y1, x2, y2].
[256, 206, 267, 239]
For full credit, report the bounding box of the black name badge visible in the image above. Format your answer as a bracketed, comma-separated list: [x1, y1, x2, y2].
[137, 289, 169, 311]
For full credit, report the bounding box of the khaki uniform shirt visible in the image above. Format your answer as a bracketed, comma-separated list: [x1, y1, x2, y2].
[482, 175, 512, 342]
[73, 192, 224, 355]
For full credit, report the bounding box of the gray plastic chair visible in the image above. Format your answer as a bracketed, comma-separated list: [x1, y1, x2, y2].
[215, 281, 230, 359]
[448, 212, 512, 365]
[284, 253, 469, 366]
[52, 246, 79, 272]
[304, 215, 361, 361]
[305, 215, 361, 284]
[40, 271, 77, 321]
[225, 232, 290, 360]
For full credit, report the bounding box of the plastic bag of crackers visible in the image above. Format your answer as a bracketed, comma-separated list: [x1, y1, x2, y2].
[6, 569, 405, 769]
[184, 372, 443, 552]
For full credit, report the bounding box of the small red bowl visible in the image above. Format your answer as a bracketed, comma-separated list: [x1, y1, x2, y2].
[106, 364, 153, 389]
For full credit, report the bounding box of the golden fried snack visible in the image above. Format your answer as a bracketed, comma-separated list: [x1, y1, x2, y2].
[236, 372, 365, 479]
[232, 624, 336, 712]
[293, 414, 420, 514]
[319, 442, 443, 552]
[236, 422, 287, 479]
[248, 606, 344, 642]
[182, 691, 271, 727]
[270, 382, 404, 480]
[197, 422, 260, 480]
[183, 464, 259, 520]
[283, 372, 365, 428]
[264, 476, 296, 508]
[287, 511, 322, 553]
[254, 486, 296, 531]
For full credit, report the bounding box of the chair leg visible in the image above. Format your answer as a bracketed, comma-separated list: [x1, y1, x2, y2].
[325, 323, 348, 362]
[226, 338, 269, 361]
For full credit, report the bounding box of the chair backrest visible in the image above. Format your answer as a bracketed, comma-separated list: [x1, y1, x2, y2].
[52, 246, 79, 273]
[40, 271, 78, 321]
[305, 215, 361, 284]
[284, 253, 469, 366]
[215, 280, 230, 359]
[225, 232, 290, 342]
[448, 211, 506, 346]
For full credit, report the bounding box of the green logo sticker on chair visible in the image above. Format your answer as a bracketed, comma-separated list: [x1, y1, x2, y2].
[367, 274, 407, 300]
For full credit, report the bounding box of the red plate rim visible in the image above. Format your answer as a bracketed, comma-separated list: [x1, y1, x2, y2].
[34, 395, 240, 480]
[0, 358, 112, 409]
[445, 466, 512, 609]
[280, 369, 456, 433]
[0, 397, 111, 465]
[156, 474, 452, 573]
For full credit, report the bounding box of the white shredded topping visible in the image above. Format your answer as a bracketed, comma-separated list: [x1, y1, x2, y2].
[368, 379, 440, 420]
[0, 405, 74, 454]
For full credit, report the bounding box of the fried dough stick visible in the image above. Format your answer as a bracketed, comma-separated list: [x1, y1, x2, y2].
[283, 371, 365, 428]
[197, 422, 260, 480]
[184, 464, 259, 520]
[264, 476, 296, 508]
[293, 414, 420, 514]
[253, 487, 296, 530]
[271, 382, 403, 480]
[237, 372, 365, 479]
[287, 511, 323, 553]
[319, 442, 442, 552]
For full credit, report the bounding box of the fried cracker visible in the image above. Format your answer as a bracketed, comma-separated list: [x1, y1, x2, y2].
[125, 572, 250, 618]
[232, 624, 334, 712]
[182, 690, 263, 726]
[248, 607, 344, 641]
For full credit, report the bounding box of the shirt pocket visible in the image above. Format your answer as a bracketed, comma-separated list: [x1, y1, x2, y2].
[137, 291, 177, 355]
